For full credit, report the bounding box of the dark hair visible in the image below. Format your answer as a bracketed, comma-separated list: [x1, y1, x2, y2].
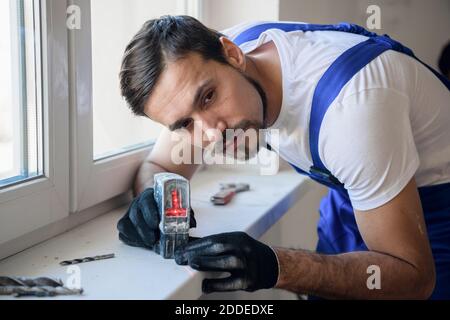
[120, 15, 228, 117]
[438, 41, 450, 77]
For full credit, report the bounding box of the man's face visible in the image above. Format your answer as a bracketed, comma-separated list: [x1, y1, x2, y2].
[144, 52, 267, 159]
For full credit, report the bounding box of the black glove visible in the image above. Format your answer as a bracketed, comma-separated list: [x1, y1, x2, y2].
[174, 231, 279, 293]
[117, 187, 197, 249]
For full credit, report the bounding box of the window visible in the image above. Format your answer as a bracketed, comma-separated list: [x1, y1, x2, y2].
[91, 0, 166, 160]
[0, 0, 70, 252]
[70, 0, 199, 212]
[0, 0, 43, 188]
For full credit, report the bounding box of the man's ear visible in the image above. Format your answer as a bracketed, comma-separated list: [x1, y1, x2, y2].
[219, 36, 246, 71]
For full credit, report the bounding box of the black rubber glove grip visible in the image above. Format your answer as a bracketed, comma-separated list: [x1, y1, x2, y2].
[174, 232, 279, 293]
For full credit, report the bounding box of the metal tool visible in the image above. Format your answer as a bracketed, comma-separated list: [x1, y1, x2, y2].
[211, 183, 250, 205]
[0, 276, 83, 297]
[153, 173, 191, 259]
[59, 253, 115, 266]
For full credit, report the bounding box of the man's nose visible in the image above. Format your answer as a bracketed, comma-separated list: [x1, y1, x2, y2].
[194, 114, 226, 145]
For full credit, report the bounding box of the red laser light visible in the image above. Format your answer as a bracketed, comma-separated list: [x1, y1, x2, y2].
[165, 188, 187, 217]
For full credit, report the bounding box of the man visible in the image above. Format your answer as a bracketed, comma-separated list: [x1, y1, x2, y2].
[117, 16, 450, 299]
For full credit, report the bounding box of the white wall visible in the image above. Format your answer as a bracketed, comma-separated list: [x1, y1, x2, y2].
[278, 0, 450, 69]
[202, 0, 279, 31]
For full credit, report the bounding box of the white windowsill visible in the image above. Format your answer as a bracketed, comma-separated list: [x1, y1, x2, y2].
[0, 166, 313, 300]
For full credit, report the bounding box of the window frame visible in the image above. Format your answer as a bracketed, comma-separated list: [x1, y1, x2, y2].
[0, 0, 70, 246]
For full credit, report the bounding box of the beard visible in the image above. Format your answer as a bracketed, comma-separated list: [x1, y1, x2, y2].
[219, 71, 269, 160]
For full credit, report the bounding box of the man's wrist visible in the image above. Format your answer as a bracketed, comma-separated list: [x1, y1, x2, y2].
[272, 247, 300, 289]
[133, 181, 154, 197]
[268, 246, 281, 287]
[272, 247, 283, 288]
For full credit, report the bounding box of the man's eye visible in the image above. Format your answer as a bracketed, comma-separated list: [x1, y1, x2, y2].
[203, 90, 215, 106]
[181, 119, 193, 129]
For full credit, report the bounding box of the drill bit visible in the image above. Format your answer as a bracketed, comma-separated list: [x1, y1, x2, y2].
[0, 276, 83, 298]
[59, 253, 115, 266]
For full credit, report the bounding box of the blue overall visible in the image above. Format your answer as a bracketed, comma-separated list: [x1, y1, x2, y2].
[233, 22, 450, 299]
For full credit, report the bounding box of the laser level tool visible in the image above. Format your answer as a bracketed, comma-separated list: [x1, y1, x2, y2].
[153, 173, 191, 259]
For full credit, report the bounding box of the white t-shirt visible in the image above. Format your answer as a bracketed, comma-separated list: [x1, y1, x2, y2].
[222, 21, 450, 211]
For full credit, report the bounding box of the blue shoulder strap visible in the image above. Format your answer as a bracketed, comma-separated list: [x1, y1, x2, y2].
[233, 22, 377, 45]
[234, 22, 450, 188]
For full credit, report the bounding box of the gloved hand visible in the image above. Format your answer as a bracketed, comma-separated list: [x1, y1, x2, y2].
[117, 187, 197, 249]
[174, 231, 279, 293]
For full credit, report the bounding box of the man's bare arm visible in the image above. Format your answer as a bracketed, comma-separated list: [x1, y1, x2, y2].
[134, 128, 203, 196]
[274, 178, 436, 299]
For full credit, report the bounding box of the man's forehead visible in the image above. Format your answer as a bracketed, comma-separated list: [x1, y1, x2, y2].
[144, 53, 212, 120]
